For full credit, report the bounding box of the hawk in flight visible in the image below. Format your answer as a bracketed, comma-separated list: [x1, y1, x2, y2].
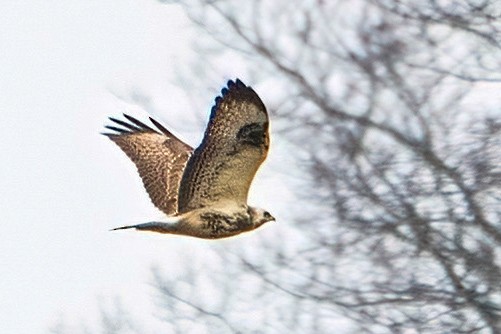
[103, 79, 275, 239]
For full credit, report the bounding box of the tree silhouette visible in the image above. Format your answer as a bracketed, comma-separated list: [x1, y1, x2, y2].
[152, 1, 501, 332]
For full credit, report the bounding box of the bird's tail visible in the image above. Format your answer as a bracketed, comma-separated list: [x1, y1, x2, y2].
[110, 225, 135, 231]
[111, 217, 180, 233]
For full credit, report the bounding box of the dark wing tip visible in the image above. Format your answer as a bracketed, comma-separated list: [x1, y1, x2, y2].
[149, 116, 174, 136]
[220, 78, 248, 100]
[123, 114, 156, 132]
[108, 117, 142, 132]
[210, 78, 256, 122]
[103, 114, 161, 136]
[235, 78, 245, 87]
[101, 131, 118, 138]
[225, 78, 246, 92]
[104, 125, 128, 134]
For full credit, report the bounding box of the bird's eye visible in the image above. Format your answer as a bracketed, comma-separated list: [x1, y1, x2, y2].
[264, 211, 271, 218]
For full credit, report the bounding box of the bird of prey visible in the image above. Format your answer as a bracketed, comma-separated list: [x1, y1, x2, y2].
[103, 79, 275, 239]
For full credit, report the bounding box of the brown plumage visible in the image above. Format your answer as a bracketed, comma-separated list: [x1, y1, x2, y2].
[103, 79, 275, 239]
[104, 115, 192, 215]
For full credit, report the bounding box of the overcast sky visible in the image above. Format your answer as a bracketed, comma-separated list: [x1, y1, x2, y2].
[0, 1, 297, 333]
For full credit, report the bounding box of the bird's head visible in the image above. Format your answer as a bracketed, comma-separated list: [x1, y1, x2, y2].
[248, 206, 275, 229]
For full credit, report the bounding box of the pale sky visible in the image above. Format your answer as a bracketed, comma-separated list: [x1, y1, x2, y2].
[0, 1, 296, 333]
[6, 2, 500, 333]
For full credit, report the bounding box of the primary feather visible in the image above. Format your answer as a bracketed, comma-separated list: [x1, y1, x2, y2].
[103, 114, 192, 215]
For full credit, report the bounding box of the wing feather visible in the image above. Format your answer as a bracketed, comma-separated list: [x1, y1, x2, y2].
[103, 114, 193, 215]
[178, 79, 270, 213]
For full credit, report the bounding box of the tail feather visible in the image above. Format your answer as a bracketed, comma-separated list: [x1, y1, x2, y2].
[110, 225, 136, 231]
[111, 220, 180, 234]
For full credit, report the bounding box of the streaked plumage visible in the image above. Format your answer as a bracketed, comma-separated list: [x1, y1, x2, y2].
[103, 79, 274, 239]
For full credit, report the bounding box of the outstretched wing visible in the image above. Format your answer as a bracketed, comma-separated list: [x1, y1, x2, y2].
[103, 114, 193, 216]
[178, 79, 270, 213]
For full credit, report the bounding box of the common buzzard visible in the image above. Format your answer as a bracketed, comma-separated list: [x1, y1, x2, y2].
[103, 79, 274, 239]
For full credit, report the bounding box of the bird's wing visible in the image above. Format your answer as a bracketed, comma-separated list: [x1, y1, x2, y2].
[103, 114, 193, 216]
[177, 79, 270, 213]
